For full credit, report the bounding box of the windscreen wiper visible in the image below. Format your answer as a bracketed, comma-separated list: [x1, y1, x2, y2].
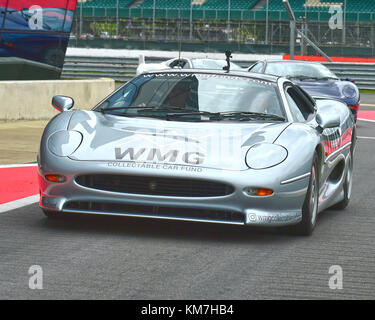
[287, 75, 338, 81]
[287, 75, 320, 81]
[166, 111, 221, 121]
[316, 76, 339, 81]
[99, 106, 187, 113]
[166, 111, 285, 122]
[218, 111, 285, 122]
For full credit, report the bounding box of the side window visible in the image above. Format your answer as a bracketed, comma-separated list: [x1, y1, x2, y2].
[249, 62, 264, 73]
[286, 90, 305, 122]
[182, 60, 191, 69]
[285, 86, 314, 121]
[169, 59, 179, 68]
[297, 86, 316, 108]
[170, 59, 187, 69]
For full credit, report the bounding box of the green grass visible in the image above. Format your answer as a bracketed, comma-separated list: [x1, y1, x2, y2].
[360, 89, 375, 94]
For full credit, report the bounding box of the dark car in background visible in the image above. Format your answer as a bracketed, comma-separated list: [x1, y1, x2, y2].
[0, 0, 77, 79]
[248, 60, 360, 121]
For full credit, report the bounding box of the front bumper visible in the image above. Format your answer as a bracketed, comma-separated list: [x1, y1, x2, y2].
[38, 160, 309, 227]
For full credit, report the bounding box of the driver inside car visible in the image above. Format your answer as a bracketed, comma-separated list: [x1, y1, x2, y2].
[166, 81, 191, 108]
[164, 77, 199, 110]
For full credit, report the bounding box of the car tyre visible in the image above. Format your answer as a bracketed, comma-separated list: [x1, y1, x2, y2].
[331, 150, 353, 210]
[42, 209, 60, 219]
[294, 153, 319, 236]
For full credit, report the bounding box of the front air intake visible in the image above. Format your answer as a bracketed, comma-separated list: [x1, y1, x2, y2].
[75, 174, 234, 197]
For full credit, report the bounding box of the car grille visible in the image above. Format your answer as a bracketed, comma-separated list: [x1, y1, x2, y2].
[75, 174, 234, 197]
[64, 201, 244, 224]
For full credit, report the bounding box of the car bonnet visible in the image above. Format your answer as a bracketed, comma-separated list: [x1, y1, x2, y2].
[66, 110, 290, 171]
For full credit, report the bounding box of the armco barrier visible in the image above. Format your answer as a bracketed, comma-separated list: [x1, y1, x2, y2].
[62, 55, 375, 90]
[0, 78, 115, 120]
[325, 63, 375, 90]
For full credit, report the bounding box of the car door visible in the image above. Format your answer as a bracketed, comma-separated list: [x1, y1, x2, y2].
[286, 82, 346, 185]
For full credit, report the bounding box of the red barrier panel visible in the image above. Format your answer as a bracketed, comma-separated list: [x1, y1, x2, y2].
[283, 55, 375, 63]
[0, 166, 38, 204]
[0, 0, 77, 10]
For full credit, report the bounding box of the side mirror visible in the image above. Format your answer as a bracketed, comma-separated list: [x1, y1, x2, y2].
[316, 112, 340, 130]
[52, 95, 74, 112]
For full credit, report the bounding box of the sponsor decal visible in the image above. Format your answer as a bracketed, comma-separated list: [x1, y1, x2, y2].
[143, 73, 274, 86]
[247, 212, 300, 224]
[107, 161, 204, 173]
[114, 147, 205, 165]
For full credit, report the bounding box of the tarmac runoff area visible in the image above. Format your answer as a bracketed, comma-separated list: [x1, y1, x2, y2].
[0, 120, 48, 165]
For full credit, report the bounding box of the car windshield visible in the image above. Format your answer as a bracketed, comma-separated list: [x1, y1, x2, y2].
[191, 59, 243, 71]
[95, 73, 285, 122]
[265, 62, 338, 81]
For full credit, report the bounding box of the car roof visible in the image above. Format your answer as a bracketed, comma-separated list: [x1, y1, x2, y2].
[176, 58, 232, 61]
[261, 59, 324, 65]
[190, 58, 221, 61]
[190, 58, 235, 62]
[142, 68, 280, 83]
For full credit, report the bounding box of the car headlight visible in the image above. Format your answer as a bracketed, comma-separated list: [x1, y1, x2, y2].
[47, 130, 83, 157]
[342, 85, 357, 99]
[245, 143, 288, 169]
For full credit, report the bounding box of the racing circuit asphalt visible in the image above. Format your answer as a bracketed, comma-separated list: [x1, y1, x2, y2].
[1, 98, 375, 300]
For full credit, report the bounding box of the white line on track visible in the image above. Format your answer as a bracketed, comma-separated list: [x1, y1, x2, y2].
[0, 195, 39, 213]
[0, 163, 37, 168]
[358, 118, 375, 123]
[361, 104, 375, 107]
[358, 136, 375, 140]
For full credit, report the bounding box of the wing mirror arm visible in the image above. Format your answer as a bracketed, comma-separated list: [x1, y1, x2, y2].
[52, 95, 74, 112]
[316, 112, 340, 132]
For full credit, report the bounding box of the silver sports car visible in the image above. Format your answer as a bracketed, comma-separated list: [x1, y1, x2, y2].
[38, 70, 356, 235]
[136, 57, 243, 75]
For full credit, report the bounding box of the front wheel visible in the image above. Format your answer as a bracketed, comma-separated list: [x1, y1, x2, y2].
[42, 209, 60, 219]
[332, 151, 353, 210]
[294, 153, 319, 236]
